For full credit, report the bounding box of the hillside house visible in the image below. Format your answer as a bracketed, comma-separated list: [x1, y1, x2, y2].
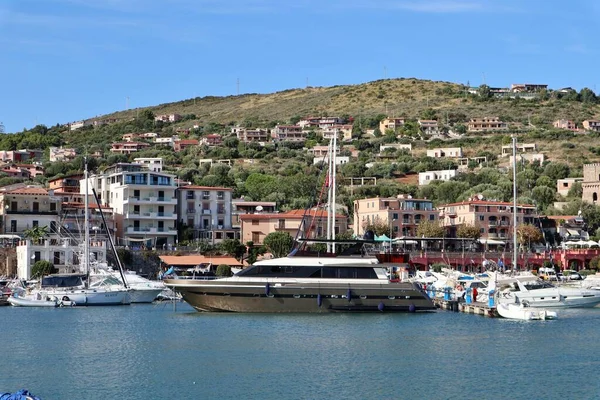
[200, 134, 222, 147]
[110, 142, 150, 154]
[583, 120, 600, 132]
[418, 169, 458, 185]
[271, 125, 307, 142]
[510, 83, 548, 93]
[236, 128, 269, 143]
[467, 117, 508, 132]
[418, 120, 439, 134]
[154, 114, 181, 123]
[553, 119, 578, 131]
[379, 118, 405, 133]
[556, 177, 583, 196]
[501, 143, 537, 156]
[426, 147, 463, 158]
[49, 147, 77, 162]
[173, 139, 199, 152]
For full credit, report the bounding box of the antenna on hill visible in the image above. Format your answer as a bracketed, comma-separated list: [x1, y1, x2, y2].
[0, 122, 4, 134]
[126, 96, 130, 110]
[306, 77, 309, 88]
[236, 78, 240, 96]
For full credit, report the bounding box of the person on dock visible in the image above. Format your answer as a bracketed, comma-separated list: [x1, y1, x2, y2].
[472, 287, 478, 303]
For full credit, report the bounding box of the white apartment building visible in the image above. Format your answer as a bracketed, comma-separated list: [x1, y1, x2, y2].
[177, 185, 235, 243]
[133, 157, 164, 172]
[84, 163, 178, 248]
[16, 238, 107, 280]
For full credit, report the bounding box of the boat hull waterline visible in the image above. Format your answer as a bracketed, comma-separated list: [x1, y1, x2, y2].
[165, 280, 435, 313]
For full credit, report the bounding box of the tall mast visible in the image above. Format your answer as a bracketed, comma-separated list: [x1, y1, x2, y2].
[84, 157, 90, 286]
[512, 136, 518, 271]
[326, 138, 333, 252]
[330, 131, 337, 254]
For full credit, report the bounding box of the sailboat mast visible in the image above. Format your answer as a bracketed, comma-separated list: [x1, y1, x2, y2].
[84, 157, 90, 286]
[330, 131, 337, 254]
[512, 136, 518, 271]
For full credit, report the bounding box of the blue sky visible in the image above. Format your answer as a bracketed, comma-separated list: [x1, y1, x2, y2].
[1, 0, 599, 133]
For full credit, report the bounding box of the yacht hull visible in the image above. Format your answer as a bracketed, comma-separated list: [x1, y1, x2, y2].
[129, 288, 163, 303]
[165, 280, 435, 313]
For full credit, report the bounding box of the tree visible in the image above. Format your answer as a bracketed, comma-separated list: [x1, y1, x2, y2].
[517, 224, 544, 247]
[31, 260, 56, 279]
[543, 163, 570, 181]
[416, 221, 445, 238]
[579, 87, 598, 104]
[23, 225, 49, 244]
[361, 216, 390, 236]
[590, 256, 600, 271]
[219, 239, 246, 260]
[263, 232, 294, 258]
[216, 264, 233, 277]
[456, 224, 481, 240]
[478, 84, 492, 99]
[531, 186, 556, 211]
[567, 182, 582, 198]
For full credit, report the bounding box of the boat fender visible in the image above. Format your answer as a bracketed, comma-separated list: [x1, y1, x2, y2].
[265, 283, 270, 296]
[378, 302, 385, 312]
[409, 303, 416, 313]
[317, 294, 322, 307]
[347, 289, 352, 302]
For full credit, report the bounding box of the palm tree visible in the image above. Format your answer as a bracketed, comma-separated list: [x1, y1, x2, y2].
[23, 225, 49, 244]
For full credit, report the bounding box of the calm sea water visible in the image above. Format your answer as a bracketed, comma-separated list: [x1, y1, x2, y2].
[1, 303, 599, 400]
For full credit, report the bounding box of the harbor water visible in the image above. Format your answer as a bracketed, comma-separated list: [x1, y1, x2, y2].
[1, 303, 600, 400]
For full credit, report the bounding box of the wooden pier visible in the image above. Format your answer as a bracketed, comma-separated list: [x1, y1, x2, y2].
[433, 298, 499, 318]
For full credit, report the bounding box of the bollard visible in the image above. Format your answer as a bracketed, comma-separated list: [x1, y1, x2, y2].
[465, 287, 472, 304]
[488, 289, 495, 308]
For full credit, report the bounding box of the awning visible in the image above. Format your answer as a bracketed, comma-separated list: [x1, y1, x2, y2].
[0, 234, 21, 240]
[479, 238, 505, 245]
[566, 229, 580, 237]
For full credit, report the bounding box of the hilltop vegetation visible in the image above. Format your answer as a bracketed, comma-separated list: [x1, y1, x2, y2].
[3, 77, 600, 233]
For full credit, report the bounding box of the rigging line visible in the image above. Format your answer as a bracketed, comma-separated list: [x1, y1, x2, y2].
[291, 145, 333, 249]
[91, 188, 128, 289]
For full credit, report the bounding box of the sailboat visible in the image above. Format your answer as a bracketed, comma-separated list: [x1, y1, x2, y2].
[17, 160, 130, 306]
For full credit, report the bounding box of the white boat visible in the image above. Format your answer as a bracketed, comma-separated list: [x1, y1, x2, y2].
[8, 292, 58, 307]
[497, 276, 600, 308]
[497, 301, 557, 320]
[90, 269, 161, 303]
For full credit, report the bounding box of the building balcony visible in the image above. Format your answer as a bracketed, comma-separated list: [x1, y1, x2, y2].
[125, 212, 175, 219]
[125, 226, 177, 235]
[124, 196, 177, 205]
[186, 209, 196, 214]
[202, 209, 211, 214]
[6, 210, 58, 215]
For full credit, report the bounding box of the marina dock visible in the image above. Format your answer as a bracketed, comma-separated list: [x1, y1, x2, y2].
[433, 298, 499, 317]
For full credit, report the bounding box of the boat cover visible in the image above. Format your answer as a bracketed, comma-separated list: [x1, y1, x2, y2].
[0, 389, 42, 399]
[42, 275, 84, 287]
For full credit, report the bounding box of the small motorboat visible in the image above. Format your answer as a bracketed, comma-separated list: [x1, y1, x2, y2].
[497, 301, 558, 320]
[8, 293, 58, 308]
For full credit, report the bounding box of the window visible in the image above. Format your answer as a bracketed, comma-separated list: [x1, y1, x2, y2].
[32, 221, 38, 228]
[217, 191, 224, 200]
[202, 191, 210, 200]
[50, 202, 56, 211]
[429, 215, 435, 221]
[479, 215, 485, 221]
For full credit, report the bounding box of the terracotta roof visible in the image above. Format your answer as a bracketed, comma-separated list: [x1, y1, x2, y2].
[4, 187, 48, 195]
[440, 199, 535, 208]
[159, 255, 242, 266]
[545, 215, 577, 220]
[180, 185, 232, 191]
[177, 139, 199, 145]
[240, 209, 346, 220]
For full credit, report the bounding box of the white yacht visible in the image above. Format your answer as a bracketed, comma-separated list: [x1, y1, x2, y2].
[90, 266, 164, 303]
[165, 251, 435, 313]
